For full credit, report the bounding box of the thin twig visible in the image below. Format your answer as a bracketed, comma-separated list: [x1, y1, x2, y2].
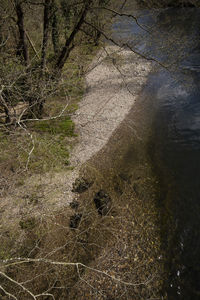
[1, 258, 155, 287]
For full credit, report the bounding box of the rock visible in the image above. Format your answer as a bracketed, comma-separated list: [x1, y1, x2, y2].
[93, 190, 112, 216]
[69, 200, 79, 210]
[72, 177, 93, 193]
[69, 213, 82, 229]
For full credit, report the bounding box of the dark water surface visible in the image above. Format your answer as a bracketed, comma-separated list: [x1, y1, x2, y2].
[113, 8, 200, 300]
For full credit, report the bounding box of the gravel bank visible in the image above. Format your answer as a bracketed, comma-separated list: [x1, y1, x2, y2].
[71, 45, 152, 166]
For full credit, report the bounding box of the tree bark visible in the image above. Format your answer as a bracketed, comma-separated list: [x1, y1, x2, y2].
[52, 1, 59, 55]
[15, 1, 29, 65]
[41, 0, 52, 70]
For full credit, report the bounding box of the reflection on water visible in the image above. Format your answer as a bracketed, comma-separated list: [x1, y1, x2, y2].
[113, 7, 200, 300]
[145, 69, 200, 300]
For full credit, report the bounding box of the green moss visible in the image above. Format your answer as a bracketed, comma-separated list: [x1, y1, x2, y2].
[32, 117, 75, 136]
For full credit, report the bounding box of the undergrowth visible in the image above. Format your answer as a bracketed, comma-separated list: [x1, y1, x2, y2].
[0, 42, 100, 181]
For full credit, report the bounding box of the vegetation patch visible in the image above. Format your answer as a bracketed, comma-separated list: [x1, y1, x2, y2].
[32, 117, 75, 136]
[19, 217, 37, 231]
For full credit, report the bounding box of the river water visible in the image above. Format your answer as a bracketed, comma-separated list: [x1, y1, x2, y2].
[113, 7, 200, 300]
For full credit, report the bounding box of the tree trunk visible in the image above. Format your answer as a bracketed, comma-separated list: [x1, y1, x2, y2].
[15, 1, 29, 65]
[41, 0, 52, 70]
[52, 2, 59, 55]
[56, 0, 92, 71]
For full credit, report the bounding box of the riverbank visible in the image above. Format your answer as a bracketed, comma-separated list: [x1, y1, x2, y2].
[0, 45, 152, 228]
[65, 45, 165, 298]
[0, 44, 166, 299]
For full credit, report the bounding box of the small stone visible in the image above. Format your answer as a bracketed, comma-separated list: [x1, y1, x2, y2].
[69, 213, 82, 229]
[93, 189, 112, 216]
[69, 200, 79, 210]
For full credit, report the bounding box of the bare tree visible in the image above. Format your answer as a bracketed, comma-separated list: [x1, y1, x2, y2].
[15, 0, 29, 64]
[56, 0, 93, 71]
[41, 0, 53, 70]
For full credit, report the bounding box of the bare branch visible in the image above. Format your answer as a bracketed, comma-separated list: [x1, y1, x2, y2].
[84, 20, 170, 71]
[0, 271, 37, 299]
[90, 6, 151, 33]
[0, 285, 18, 300]
[1, 258, 156, 287]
